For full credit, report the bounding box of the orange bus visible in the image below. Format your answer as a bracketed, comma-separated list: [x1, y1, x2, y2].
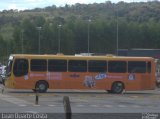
[4, 54, 156, 93]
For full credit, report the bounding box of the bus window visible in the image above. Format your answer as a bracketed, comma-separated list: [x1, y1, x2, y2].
[108, 61, 127, 73]
[48, 59, 67, 72]
[88, 60, 107, 72]
[13, 59, 28, 76]
[128, 61, 146, 73]
[68, 60, 87, 72]
[31, 59, 47, 71]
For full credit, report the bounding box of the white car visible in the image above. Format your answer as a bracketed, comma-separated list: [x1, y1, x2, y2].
[0, 65, 6, 84]
[0, 66, 2, 75]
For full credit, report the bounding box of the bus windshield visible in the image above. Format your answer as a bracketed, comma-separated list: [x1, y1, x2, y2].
[6, 56, 13, 76]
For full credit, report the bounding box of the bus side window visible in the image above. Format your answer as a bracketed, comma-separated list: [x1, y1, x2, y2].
[13, 59, 28, 76]
[128, 61, 146, 73]
[88, 60, 107, 72]
[48, 59, 67, 72]
[68, 60, 87, 72]
[108, 61, 127, 73]
[31, 59, 47, 71]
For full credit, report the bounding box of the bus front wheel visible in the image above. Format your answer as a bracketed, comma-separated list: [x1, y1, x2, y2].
[111, 82, 124, 94]
[35, 81, 48, 93]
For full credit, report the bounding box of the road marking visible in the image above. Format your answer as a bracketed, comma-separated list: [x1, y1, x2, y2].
[90, 105, 99, 107]
[130, 96, 139, 98]
[103, 105, 113, 108]
[33, 104, 40, 106]
[19, 104, 27, 107]
[76, 104, 85, 107]
[132, 105, 141, 108]
[147, 105, 154, 108]
[0, 94, 31, 106]
[118, 105, 127, 108]
[25, 111, 39, 113]
[48, 105, 56, 107]
[75, 99, 88, 102]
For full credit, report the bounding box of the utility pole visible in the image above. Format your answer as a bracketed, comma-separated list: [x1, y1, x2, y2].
[58, 24, 62, 53]
[21, 30, 24, 54]
[87, 19, 91, 56]
[37, 27, 42, 54]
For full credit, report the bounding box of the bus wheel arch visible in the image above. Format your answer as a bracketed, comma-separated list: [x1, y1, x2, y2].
[111, 81, 125, 94]
[35, 80, 49, 93]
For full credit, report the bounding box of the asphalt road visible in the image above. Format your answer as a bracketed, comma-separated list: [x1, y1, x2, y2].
[0, 84, 160, 119]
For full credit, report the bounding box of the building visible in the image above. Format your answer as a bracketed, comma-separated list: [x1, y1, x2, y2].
[117, 49, 160, 59]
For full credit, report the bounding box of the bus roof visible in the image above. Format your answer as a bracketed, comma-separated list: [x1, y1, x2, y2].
[10, 54, 155, 61]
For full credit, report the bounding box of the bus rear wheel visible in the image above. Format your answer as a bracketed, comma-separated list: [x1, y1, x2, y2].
[107, 90, 113, 93]
[35, 81, 48, 93]
[111, 82, 124, 94]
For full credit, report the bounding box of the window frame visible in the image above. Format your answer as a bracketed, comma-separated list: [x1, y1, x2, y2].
[108, 61, 127, 73]
[68, 60, 87, 72]
[88, 60, 107, 72]
[48, 59, 67, 72]
[128, 61, 147, 73]
[30, 59, 47, 72]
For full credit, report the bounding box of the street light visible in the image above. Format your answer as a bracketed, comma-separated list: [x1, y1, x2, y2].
[21, 30, 24, 54]
[116, 4, 119, 56]
[58, 24, 62, 53]
[37, 27, 42, 54]
[87, 19, 91, 56]
[116, 19, 119, 55]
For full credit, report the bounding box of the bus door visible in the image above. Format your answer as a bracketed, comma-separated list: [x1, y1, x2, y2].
[13, 58, 29, 89]
[141, 62, 153, 89]
[128, 61, 151, 90]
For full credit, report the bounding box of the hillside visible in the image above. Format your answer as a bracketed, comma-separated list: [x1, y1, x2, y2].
[0, 1, 160, 62]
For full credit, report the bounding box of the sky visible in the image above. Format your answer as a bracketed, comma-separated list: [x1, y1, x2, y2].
[0, 0, 152, 11]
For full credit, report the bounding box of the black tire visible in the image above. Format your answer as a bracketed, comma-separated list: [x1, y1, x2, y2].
[111, 82, 124, 94]
[2, 80, 4, 85]
[156, 82, 160, 88]
[63, 96, 72, 119]
[35, 81, 48, 93]
[32, 89, 36, 92]
[0, 76, 2, 84]
[107, 90, 113, 94]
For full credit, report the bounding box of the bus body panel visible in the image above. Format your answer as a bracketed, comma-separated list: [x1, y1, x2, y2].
[5, 54, 156, 92]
